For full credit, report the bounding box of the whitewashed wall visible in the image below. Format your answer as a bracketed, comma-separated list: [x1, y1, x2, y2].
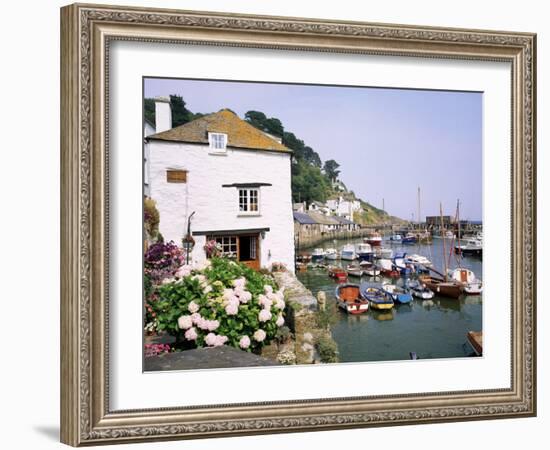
[147, 141, 295, 271]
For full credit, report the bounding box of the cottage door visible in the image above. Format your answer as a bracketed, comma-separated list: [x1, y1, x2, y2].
[238, 234, 260, 271]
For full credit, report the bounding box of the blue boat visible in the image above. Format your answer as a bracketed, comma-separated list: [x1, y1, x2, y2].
[359, 283, 394, 310]
[392, 253, 414, 276]
[402, 234, 417, 244]
[381, 283, 413, 304]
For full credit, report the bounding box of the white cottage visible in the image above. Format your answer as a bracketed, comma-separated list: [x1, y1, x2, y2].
[145, 99, 295, 272]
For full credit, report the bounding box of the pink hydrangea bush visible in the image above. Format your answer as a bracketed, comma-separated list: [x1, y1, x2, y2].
[151, 257, 285, 351]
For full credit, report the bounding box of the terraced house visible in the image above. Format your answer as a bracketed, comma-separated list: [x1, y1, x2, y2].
[144, 97, 295, 272]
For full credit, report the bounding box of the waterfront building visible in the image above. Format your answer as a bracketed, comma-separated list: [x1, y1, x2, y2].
[145, 98, 295, 271]
[308, 201, 330, 216]
[326, 195, 362, 220]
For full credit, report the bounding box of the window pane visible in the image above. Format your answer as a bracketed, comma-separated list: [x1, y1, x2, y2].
[249, 190, 258, 212]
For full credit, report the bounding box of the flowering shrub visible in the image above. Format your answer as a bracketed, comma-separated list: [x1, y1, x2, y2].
[144, 241, 185, 284]
[144, 198, 160, 240]
[151, 258, 286, 351]
[144, 343, 171, 357]
[204, 239, 222, 258]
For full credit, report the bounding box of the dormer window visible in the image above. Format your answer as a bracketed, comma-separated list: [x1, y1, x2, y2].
[209, 132, 227, 152]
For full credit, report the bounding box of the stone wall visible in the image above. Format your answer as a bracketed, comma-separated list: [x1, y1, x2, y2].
[272, 271, 338, 365]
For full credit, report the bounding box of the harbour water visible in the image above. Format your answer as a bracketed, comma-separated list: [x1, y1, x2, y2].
[297, 236, 483, 362]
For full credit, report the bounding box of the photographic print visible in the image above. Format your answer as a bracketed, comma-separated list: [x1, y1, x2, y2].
[142, 77, 483, 371]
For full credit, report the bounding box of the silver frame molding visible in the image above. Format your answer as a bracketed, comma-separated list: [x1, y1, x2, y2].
[60, 3, 536, 446]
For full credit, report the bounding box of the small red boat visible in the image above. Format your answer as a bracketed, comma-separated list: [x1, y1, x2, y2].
[328, 266, 347, 282]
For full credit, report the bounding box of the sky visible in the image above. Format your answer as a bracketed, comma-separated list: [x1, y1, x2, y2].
[144, 78, 482, 221]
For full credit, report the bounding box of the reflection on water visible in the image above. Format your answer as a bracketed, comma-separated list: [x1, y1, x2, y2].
[297, 236, 483, 362]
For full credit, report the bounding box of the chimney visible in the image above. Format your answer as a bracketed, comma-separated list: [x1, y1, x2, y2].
[154, 96, 172, 133]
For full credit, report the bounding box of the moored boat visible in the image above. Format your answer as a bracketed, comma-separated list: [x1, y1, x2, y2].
[311, 248, 325, 263]
[328, 266, 347, 282]
[378, 258, 400, 277]
[401, 233, 417, 244]
[340, 244, 357, 260]
[324, 248, 338, 260]
[406, 254, 432, 267]
[360, 283, 394, 310]
[406, 280, 434, 299]
[393, 252, 415, 276]
[418, 274, 463, 298]
[389, 234, 402, 242]
[454, 238, 482, 257]
[359, 260, 380, 277]
[365, 231, 382, 246]
[381, 283, 413, 304]
[335, 284, 369, 315]
[447, 268, 483, 295]
[355, 243, 373, 262]
[346, 264, 363, 277]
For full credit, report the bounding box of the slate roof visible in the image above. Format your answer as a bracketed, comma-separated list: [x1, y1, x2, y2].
[333, 216, 356, 225]
[306, 211, 340, 225]
[293, 212, 317, 225]
[147, 109, 291, 153]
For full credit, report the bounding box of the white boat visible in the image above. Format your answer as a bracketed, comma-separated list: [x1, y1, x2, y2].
[355, 243, 373, 261]
[434, 230, 455, 239]
[447, 268, 483, 295]
[311, 248, 325, 263]
[364, 232, 382, 246]
[346, 264, 363, 277]
[378, 258, 398, 277]
[340, 244, 357, 260]
[324, 248, 338, 260]
[406, 280, 435, 299]
[454, 238, 482, 257]
[406, 254, 432, 267]
[359, 261, 381, 277]
[389, 234, 402, 242]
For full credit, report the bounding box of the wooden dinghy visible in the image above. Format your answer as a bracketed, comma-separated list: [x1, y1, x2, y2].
[335, 284, 369, 315]
[418, 274, 463, 299]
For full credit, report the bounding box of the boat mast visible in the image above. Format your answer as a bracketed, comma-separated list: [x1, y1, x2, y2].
[417, 186, 421, 230]
[456, 199, 461, 266]
[440, 202, 448, 281]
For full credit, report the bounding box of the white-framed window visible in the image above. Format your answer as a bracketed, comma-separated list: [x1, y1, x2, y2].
[208, 132, 227, 152]
[238, 188, 260, 214]
[210, 235, 237, 257]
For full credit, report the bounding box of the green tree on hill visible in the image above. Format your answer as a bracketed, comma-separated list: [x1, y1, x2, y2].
[323, 159, 341, 181]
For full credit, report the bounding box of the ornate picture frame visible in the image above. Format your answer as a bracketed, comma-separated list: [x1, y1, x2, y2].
[60, 3, 536, 446]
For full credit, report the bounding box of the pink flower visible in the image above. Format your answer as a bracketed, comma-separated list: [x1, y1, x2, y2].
[259, 309, 272, 322]
[188, 301, 200, 313]
[177, 315, 192, 330]
[175, 265, 192, 278]
[207, 320, 220, 331]
[276, 315, 285, 327]
[205, 333, 228, 347]
[258, 295, 272, 309]
[161, 277, 175, 285]
[264, 285, 273, 294]
[204, 333, 217, 346]
[275, 299, 285, 310]
[222, 289, 234, 301]
[232, 277, 246, 288]
[203, 285, 213, 294]
[190, 312, 202, 324]
[253, 329, 266, 342]
[184, 327, 198, 341]
[196, 317, 209, 330]
[238, 290, 252, 303]
[215, 335, 228, 346]
[239, 335, 251, 349]
[225, 302, 239, 315]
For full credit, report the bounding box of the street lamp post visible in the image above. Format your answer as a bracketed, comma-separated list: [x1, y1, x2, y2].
[182, 211, 196, 265]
